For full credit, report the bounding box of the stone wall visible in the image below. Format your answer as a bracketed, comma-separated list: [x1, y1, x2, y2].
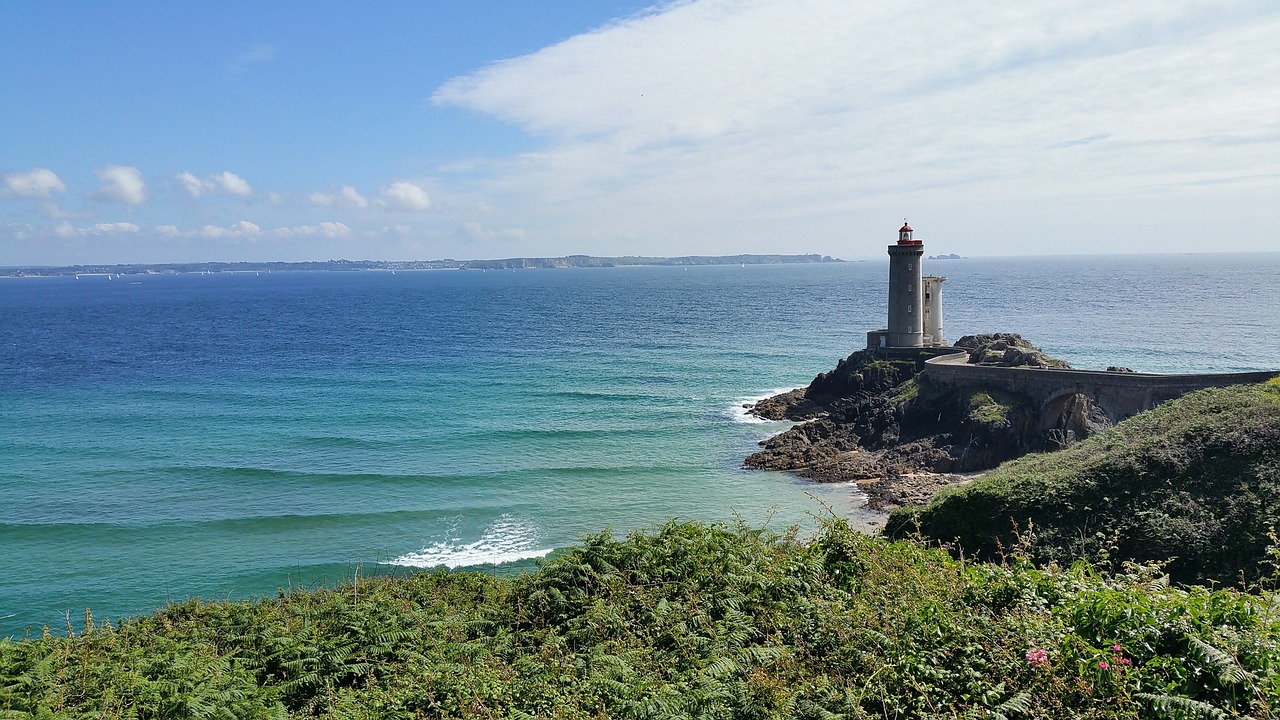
[921, 351, 1279, 421]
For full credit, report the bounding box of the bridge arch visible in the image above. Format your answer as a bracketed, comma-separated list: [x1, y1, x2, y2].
[919, 350, 1277, 423]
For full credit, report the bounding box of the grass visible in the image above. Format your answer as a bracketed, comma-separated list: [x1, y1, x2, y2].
[888, 382, 1280, 587]
[964, 389, 1015, 425]
[3, 519, 1279, 718]
[886, 376, 920, 407]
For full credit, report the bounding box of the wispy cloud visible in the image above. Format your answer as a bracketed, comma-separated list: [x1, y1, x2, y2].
[432, 0, 1280, 255]
[227, 43, 278, 82]
[1051, 134, 1111, 150]
[199, 220, 261, 238]
[55, 221, 141, 237]
[272, 222, 352, 238]
[309, 186, 369, 209]
[176, 170, 253, 198]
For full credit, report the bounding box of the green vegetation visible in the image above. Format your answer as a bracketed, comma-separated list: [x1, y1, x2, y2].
[4, 519, 1279, 718]
[888, 382, 1280, 587]
[964, 389, 1016, 426]
[886, 376, 920, 407]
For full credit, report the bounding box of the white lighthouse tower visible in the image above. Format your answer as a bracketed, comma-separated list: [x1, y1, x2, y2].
[867, 220, 947, 349]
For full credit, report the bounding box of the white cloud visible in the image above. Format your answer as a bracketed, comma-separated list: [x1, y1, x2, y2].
[378, 181, 431, 211]
[2, 223, 35, 241]
[459, 221, 524, 242]
[155, 224, 181, 237]
[3, 168, 66, 199]
[273, 221, 352, 238]
[92, 165, 147, 205]
[199, 220, 261, 238]
[431, 0, 1280, 255]
[87, 222, 141, 235]
[53, 221, 142, 237]
[228, 43, 277, 81]
[176, 172, 207, 197]
[213, 171, 252, 196]
[309, 185, 368, 209]
[320, 221, 352, 237]
[176, 170, 252, 197]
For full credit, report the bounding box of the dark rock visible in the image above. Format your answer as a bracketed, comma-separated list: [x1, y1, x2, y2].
[745, 388, 825, 421]
[1040, 392, 1112, 449]
[743, 335, 1087, 510]
[957, 333, 1071, 369]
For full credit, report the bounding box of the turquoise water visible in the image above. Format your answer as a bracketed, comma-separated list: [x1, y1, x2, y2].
[2, 254, 1278, 637]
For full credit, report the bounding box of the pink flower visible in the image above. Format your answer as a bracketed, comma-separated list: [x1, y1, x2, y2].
[1112, 644, 1123, 652]
[1099, 661, 1110, 670]
[1025, 648, 1049, 667]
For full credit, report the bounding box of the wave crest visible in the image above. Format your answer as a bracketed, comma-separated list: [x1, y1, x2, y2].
[386, 514, 553, 569]
[727, 387, 800, 424]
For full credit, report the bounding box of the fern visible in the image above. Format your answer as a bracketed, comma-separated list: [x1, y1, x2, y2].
[989, 691, 1031, 720]
[704, 656, 739, 678]
[1186, 636, 1253, 687]
[1137, 692, 1230, 720]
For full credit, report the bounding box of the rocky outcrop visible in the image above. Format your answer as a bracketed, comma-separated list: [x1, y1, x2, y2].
[957, 333, 1071, 369]
[743, 335, 1112, 510]
[1040, 392, 1112, 449]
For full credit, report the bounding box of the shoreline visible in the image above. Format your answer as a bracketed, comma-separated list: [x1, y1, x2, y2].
[736, 336, 1076, 515]
[741, 388, 984, 517]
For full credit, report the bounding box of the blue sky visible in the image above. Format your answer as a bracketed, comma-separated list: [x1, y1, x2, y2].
[3, 0, 1278, 265]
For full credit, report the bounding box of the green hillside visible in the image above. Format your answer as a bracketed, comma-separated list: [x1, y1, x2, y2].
[888, 379, 1280, 587]
[4, 519, 1279, 718]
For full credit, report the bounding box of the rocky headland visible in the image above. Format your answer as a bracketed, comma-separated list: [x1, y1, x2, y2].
[744, 334, 1112, 510]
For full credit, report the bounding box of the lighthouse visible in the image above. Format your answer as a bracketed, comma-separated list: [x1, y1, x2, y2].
[886, 220, 924, 347]
[867, 220, 947, 349]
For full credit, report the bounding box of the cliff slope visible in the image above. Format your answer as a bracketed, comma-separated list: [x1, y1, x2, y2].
[887, 378, 1280, 587]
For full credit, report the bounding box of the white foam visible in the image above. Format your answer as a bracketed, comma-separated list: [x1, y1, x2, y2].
[386, 514, 553, 569]
[728, 387, 802, 424]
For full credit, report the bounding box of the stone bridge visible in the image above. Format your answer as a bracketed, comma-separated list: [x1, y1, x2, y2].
[921, 350, 1279, 422]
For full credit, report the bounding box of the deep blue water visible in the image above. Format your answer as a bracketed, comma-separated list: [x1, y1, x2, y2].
[2, 254, 1278, 637]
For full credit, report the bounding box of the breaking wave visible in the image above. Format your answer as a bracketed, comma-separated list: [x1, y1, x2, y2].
[386, 514, 553, 569]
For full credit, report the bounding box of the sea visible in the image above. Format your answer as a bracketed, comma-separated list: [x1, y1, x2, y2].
[2, 253, 1279, 638]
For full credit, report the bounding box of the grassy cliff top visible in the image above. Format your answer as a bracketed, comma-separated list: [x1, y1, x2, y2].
[889, 378, 1280, 586]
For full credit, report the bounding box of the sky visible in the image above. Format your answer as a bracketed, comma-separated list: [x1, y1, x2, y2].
[2, 0, 1278, 265]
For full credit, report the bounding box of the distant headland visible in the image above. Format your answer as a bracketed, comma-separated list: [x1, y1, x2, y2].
[0, 253, 842, 278]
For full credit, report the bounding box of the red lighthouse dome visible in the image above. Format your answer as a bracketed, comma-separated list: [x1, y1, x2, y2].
[897, 219, 921, 245]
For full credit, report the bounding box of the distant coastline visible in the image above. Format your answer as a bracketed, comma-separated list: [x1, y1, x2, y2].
[0, 253, 842, 278]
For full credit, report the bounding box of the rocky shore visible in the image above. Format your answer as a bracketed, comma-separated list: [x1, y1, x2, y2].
[744, 334, 1110, 511]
